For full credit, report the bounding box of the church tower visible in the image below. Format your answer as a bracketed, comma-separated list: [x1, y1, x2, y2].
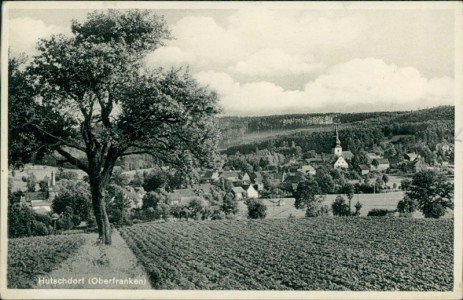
[333, 125, 342, 157]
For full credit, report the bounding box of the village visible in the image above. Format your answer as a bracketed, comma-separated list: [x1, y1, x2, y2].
[10, 124, 454, 220]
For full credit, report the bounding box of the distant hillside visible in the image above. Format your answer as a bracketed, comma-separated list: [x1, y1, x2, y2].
[219, 106, 454, 150]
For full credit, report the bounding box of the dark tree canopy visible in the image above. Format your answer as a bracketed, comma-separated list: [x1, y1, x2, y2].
[406, 170, 453, 218]
[9, 9, 221, 244]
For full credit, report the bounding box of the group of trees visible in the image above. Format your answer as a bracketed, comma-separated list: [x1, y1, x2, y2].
[294, 178, 362, 217]
[397, 170, 454, 218]
[292, 169, 453, 219]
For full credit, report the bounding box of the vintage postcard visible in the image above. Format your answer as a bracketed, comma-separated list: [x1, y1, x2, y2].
[1, 1, 462, 299]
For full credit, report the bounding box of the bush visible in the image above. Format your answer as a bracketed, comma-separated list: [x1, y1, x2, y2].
[32, 221, 49, 236]
[56, 170, 79, 181]
[35, 213, 52, 225]
[246, 198, 267, 219]
[397, 195, 418, 214]
[210, 206, 226, 220]
[331, 195, 350, 216]
[367, 209, 394, 217]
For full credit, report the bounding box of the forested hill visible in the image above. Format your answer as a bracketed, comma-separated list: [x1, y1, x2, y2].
[220, 105, 454, 154]
[219, 106, 453, 134]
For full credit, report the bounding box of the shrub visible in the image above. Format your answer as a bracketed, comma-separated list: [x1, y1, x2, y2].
[246, 198, 267, 219]
[367, 209, 394, 217]
[397, 195, 418, 214]
[331, 195, 350, 216]
[32, 221, 49, 236]
[210, 206, 226, 220]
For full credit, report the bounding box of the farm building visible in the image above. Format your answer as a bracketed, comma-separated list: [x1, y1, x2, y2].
[357, 164, 370, 175]
[298, 165, 316, 176]
[341, 151, 354, 161]
[242, 185, 259, 199]
[200, 170, 219, 183]
[404, 153, 418, 161]
[219, 171, 241, 183]
[232, 186, 246, 200]
[170, 188, 197, 205]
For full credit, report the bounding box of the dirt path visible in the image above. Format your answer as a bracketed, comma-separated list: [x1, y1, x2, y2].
[35, 230, 151, 289]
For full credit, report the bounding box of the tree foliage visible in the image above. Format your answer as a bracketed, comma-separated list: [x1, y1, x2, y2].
[51, 179, 92, 223]
[294, 179, 324, 217]
[406, 170, 453, 218]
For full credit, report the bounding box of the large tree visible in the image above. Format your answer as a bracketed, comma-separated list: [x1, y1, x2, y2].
[9, 10, 221, 244]
[294, 179, 324, 217]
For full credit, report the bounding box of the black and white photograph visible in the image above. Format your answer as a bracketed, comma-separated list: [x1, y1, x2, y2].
[1, 1, 462, 299]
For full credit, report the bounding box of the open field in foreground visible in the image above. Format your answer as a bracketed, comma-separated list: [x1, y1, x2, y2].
[8, 234, 86, 288]
[120, 218, 453, 290]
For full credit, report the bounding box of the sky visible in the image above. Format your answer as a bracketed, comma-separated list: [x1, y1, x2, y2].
[8, 6, 456, 116]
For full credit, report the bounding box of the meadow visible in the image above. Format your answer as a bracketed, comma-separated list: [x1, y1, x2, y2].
[260, 191, 404, 219]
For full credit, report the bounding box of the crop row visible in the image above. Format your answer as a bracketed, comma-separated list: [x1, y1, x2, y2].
[8, 234, 86, 288]
[119, 218, 453, 291]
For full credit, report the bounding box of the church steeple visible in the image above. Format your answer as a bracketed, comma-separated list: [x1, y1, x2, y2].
[333, 124, 342, 157]
[335, 124, 341, 146]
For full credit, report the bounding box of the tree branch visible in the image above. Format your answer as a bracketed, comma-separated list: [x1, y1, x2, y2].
[28, 123, 86, 153]
[55, 147, 89, 173]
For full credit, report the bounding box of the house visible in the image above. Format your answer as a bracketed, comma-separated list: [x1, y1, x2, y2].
[252, 172, 265, 191]
[404, 153, 418, 161]
[333, 156, 348, 169]
[366, 153, 382, 163]
[357, 164, 370, 175]
[305, 155, 324, 166]
[375, 159, 390, 171]
[31, 200, 52, 215]
[200, 170, 219, 183]
[232, 186, 246, 200]
[436, 143, 452, 153]
[242, 184, 259, 199]
[219, 171, 240, 182]
[272, 172, 286, 184]
[298, 165, 316, 176]
[240, 172, 251, 184]
[342, 151, 354, 161]
[25, 192, 48, 202]
[388, 158, 401, 169]
[412, 158, 428, 172]
[170, 188, 197, 205]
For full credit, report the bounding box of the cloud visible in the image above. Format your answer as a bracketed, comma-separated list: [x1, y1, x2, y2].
[194, 58, 454, 116]
[230, 49, 325, 76]
[303, 58, 454, 109]
[9, 17, 70, 56]
[170, 16, 247, 66]
[144, 46, 196, 69]
[152, 10, 367, 80]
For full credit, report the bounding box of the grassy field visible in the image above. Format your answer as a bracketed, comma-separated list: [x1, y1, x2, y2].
[219, 123, 352, 150]
[262, 191, 453, 219]
[120, 218, 453, 290]
[9, 165, 86, 192]
[261, 192, 405, 218]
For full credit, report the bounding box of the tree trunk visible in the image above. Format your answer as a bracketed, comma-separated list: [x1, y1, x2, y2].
[90, 176, 112, 245]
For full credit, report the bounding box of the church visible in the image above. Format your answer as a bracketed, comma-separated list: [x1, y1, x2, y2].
[331, 125, 353, 169]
